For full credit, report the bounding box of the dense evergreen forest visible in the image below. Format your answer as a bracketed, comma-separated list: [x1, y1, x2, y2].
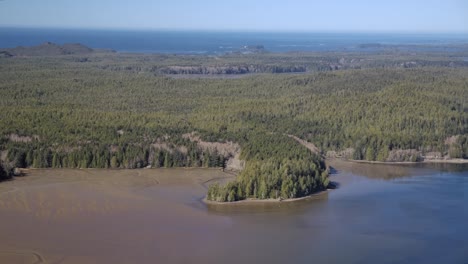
[0, 47, 467, 201]
[0, 164, 11, 181]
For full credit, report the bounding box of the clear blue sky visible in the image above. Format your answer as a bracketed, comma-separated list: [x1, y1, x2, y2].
[0, 0, 467, 33]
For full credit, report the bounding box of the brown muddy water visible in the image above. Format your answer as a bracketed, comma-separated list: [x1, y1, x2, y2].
[0, 162, 467, 264]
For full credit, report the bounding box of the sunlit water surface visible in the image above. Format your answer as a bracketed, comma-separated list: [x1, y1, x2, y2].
[0, 162, 466, 264]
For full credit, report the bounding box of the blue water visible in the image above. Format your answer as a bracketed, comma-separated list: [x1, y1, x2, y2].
[1, 27, 468, 54]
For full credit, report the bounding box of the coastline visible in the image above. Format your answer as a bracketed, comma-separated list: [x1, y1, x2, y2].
[203, 189, 329, 205]
[346, 158, 468, 165]
[421, 159, 468, 164]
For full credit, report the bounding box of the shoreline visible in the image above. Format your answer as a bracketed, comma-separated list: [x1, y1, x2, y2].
[17, 166, 233, 172]
[203, 189, 329, 205]
[345, 158, 468, 165]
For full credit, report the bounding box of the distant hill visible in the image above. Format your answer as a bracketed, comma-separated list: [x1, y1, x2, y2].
[0, 42, 94, 56]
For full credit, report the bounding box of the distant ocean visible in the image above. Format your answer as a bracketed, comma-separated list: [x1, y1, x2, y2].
[1, 28, 467, 54]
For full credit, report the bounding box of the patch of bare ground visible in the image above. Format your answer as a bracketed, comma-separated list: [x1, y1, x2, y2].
[387, 149, 421, 162]
[287, 135, 320, 154]
[152, 142, 175, 153]
[444, 135, 459, 145]
[151, 137, 188, 154]
[326, 148, 355, 159]
[183, 132, 245, 171]
[8, 133, 40, 143]
[2, 134, 41, 161]
[423, 151, 443, 160]
[0, 150, 7, 162]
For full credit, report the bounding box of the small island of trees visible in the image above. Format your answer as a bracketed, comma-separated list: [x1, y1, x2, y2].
[207, 134, 329, 202]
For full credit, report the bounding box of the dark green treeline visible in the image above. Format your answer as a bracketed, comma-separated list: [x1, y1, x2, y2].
[0, 53, 467, 200]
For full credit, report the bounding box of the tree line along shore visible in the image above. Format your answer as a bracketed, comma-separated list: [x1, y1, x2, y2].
[0, 44, 467, 202]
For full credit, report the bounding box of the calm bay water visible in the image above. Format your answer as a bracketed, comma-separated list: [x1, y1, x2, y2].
[206, 161, 468, 264]
[0, 162, 467, 263]
[1, 27, 467, 54]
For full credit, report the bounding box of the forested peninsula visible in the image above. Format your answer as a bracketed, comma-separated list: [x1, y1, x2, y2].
[0, 42, 467, 202]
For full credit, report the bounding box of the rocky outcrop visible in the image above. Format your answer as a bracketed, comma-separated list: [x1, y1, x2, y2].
[159, 65, 307, 75]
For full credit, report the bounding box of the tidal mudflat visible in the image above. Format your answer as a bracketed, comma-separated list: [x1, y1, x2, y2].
[1, 163, 467, 264]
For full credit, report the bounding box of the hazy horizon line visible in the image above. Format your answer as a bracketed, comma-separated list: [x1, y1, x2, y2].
[1, 25, 468, 35]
